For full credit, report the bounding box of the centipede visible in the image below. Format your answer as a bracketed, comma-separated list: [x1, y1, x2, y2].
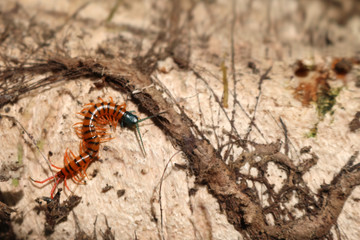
[31, 97, 159, 198]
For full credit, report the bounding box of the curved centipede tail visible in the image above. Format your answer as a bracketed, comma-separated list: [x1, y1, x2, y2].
[30, 175, 59, 199]
[30, 175, 55, 184]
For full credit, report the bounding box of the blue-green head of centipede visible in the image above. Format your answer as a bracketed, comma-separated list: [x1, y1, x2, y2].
[120, 111, 139, 129]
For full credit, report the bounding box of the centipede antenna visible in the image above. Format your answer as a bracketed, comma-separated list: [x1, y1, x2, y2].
[135, 123, 146, 156]
[138, 111, 167, 123]
[134, 111, 166, 156]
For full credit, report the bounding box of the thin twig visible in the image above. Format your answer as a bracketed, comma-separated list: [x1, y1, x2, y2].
[266, 110, 300, 161]
[191, 67, 242, 142]
[225, 0, 238, 159]
[244, 66, 272, 140]
[195, 79, 205, 133]
[279, 117, 289, 156]
[151, 75, 206, 141]
[191, 64, 267, 142]
[209, 96, 221, 150]
[159, 151, 181, 240]
[106, 0, 122, 22]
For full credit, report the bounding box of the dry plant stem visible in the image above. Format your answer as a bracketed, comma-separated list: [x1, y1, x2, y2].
[244, 66, 272, 140]
[159, 151, 181, 240]
[279, 117, 289, 155]
[1, 57, 360, 239]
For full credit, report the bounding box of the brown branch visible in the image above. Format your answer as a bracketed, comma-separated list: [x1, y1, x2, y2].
[265, 152, 359, 239]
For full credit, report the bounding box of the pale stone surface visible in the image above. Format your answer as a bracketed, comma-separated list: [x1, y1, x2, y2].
[0, 0, 359, 239]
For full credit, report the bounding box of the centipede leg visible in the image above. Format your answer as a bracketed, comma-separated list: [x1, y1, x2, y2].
[75, 132, 83, 139]
[31, 174, 58, 198]
[81, 162, 91, 180]
[73, 122, 83, 127]
[112, 121, 118, 130]
[32, 175, 54, 184]
[72, 174, 85, 184]
[73, 122, 84, 138]
[50, 178, 61, 199]
[64, 148, 70, 164]
[109, 116, 117, 129]
[46, 154, 62, 170]
[47, 158, 62, 170]
[63, 178, 72, 193]
[118, 103, 127, 114]
[97, 131, 111, 137]
[100, 137, 114, 143]
[83, 102, 95, 107]
[69, 149, 76, 159]
[72, 175, 80, 182]
[95, 126, 107, 132]
[79, 141, 85, 154]
[97, 118, 108, 125]
[96, 129, 114, 142]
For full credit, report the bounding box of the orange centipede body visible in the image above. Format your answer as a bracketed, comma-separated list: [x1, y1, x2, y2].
[32, 97, 148, 199]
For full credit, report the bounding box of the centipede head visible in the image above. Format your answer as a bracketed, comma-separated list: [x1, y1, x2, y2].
[120, 111, 139, 129]
[120, 111, 166, 156]
[119, 111, 145, 155]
